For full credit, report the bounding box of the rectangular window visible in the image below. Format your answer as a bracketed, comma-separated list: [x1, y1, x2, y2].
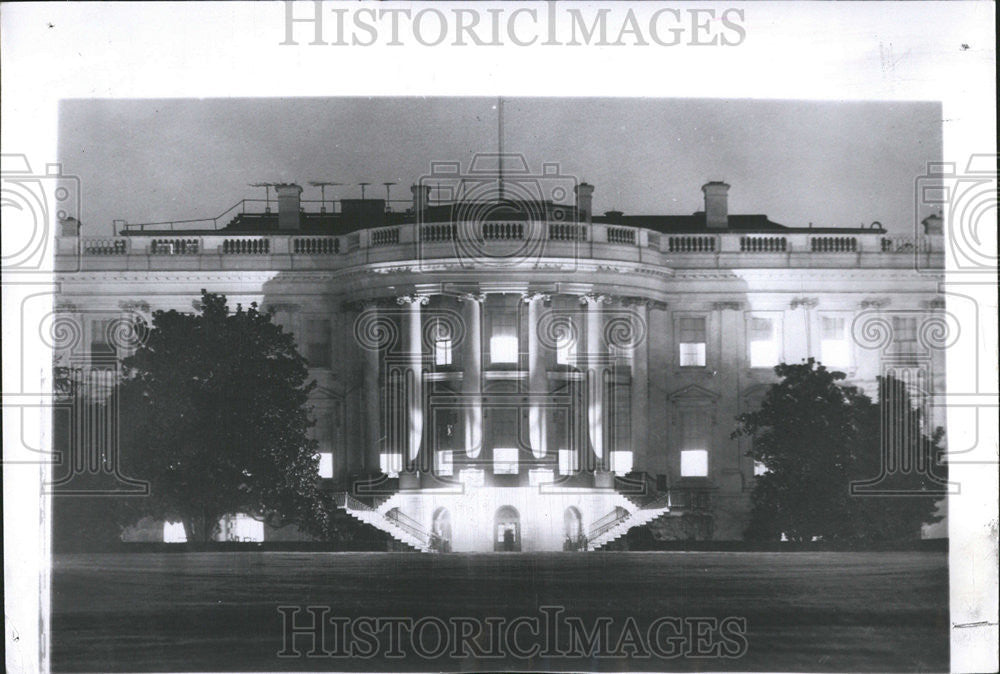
[610, 450, 633, 475]
[431, 317, 453, 365]
[749, 316, 779, 368]
[489, 313, 518, 364]
[678, 317, 706, 367]
[558, 448, 578, 476]
[380, 452, 402, 477]
[681, 450, 709, 477]
[820, 316, 850, 367]
[306, 319, 331, 367]
[317, 453, 334, 479]
[679, 408, 710, 477]
[493, 447, 519, 474]
[435, 450, 453, 476]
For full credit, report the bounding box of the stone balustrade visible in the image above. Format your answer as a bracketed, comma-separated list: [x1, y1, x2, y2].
[59, 220, 941, 271]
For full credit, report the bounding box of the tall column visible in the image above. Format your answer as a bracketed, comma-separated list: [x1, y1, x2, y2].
[524, 292, 550, 459]
[397, 295, 428, 467]
[459, 293, 484, 458]
[582, 293, 610, 471]
[626, 299, 653, 471]
[360, 301, 383, 474]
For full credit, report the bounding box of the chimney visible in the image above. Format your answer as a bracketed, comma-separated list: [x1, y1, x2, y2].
[921, 212, 943, 235]
[411, 184, 431, 220]
[275, 183, 303, 230]
[702, 181, 730, 229]
[575, 182, 594, 224]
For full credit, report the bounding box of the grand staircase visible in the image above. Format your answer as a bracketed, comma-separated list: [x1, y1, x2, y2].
[335, 492, 434, 552]
[587, 492, 672, 549]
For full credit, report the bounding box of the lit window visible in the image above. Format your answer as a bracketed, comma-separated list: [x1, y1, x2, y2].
[435, 450, 453, 476]
[820, 316, 850, 367]
[681, 450, 709, 477]
[753, 460, 768, 476]
[610, 450, 633, 475]
[459, 468, 484, 487]
[163, 521, 187, 543]
[556, 333, 577, 365]
[306, 319, 331, 367]
[529, 468, 554, 486]
[431, 317, 452, 366]
[558, 448, 578, 476]
[490, 313, 518, 363]
[749, 316, 779, 368]
[219, 513, 264, 542]
[380, 452, 402, 477]
[679, 408, 710, 477]
[317, 452, 333, 479]
[678, 317, 706, 367]
[493, 447, 519, 474]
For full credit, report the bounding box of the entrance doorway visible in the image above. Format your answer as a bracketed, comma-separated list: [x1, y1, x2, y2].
[494, 506, 521, 551]
[564, 506, 585, 550]
[431, 507, 452, 552]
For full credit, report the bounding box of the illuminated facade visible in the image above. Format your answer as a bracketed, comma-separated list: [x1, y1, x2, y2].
[53, 167, 946, 550]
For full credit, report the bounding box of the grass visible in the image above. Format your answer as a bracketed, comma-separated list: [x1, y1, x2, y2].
[52, 550, 948, 671]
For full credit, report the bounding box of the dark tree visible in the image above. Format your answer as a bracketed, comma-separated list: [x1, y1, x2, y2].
[734, 359, 946, 543]
[117, 291, 330, 542]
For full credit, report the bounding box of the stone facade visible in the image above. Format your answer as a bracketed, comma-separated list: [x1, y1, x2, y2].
[53, 180, 946, 550]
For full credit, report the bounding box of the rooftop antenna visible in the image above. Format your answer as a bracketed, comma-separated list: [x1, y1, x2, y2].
[497, 96, 504, 202]
[358, 182, 371, 201]
[382, 182, 396, 212]
[249, 182, 276, 213]
[309, 181, 341, 214]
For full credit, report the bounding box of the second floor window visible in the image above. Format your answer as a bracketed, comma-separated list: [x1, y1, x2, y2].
[489, 313, 518, 364]
[90, 319, 116, 367]
[820, 316, 850, 367]
[431, 317, 453, 366]
[678, 317, 706, 367]
[749, 316, 780, 368]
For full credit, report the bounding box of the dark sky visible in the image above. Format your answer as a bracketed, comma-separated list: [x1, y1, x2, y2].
[59, 97, 941, 236]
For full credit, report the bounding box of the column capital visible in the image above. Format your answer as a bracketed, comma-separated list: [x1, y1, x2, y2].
[860, 297, 890, 309]
[521, 291, 551, 303]
[396, 294, 430, 306]
[789, 297, 819, 310]
[622, 296, 667, 311]
[579, 293, 612, 306]
[457, 292, 486, 304]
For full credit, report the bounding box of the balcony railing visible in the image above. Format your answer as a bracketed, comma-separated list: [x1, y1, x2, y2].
[62, 220, 941, 272]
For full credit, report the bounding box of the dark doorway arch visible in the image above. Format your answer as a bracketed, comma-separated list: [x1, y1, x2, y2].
[431, 507, 452, 552]
[494, 506, 521, 551]
[564, 506, 585, 550]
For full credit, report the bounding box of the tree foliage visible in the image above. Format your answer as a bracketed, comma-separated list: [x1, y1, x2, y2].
[734, 359, 947, 543]
[117, 291, 330, 542]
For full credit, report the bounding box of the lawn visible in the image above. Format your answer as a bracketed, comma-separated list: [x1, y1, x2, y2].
[51, 551, 948, 672]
